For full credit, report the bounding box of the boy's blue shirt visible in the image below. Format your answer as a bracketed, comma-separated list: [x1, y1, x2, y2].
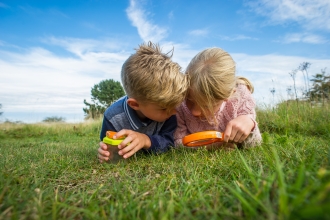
[100, 96, 177, 154]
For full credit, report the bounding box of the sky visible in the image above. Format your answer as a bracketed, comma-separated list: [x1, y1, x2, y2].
[0, 0, 329, 123]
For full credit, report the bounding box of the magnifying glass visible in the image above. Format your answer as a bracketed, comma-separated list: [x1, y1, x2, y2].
[182, 131, 224, 147]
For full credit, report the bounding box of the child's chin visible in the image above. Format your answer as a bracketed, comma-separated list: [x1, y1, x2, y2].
[155, 118, 169, 122]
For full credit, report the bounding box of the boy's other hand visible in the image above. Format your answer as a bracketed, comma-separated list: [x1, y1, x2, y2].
[114, 129, 151, 159]
[223, 115, 254, 143]
[98, 141, 110, 163]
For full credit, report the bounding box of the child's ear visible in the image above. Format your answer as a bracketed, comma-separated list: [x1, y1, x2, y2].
[127, 98, 140, 110]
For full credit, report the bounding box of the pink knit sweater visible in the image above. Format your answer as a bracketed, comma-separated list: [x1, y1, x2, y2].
[174, 84, 262, 147]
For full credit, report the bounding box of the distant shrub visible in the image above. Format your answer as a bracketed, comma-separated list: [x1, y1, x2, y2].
[42, 116, 66, 123]
[4, 119, 24, 124]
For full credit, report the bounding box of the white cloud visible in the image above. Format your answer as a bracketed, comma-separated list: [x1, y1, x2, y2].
[161, 41, 200, 71]
[19, 5, 43, 15]
[232, 53, 330, 105]
[189, 29, 209, 37]
[0, 37, 131, 122]
[168, 11, 174, 20]
[219, 34, 258, 41]
[0, 2, 9, 8]
[81, 22, 101, 31]
[1, 37, 329, 123]
[126, 0, 168, 42]
[43, 37, 123, 58]
[282, 32, 328, 44]
[49, 8, 69, 18]
[247, 0, 330, 31]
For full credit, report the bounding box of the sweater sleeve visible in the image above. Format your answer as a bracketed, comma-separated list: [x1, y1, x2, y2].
[236, 84, 256, 116]
[144, 115, 177, 154]
[173, 104, 189, 146]
[236, 84, 262, 147]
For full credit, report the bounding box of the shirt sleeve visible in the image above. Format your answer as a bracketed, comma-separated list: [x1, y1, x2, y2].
[144, 115, 177, 154]
[99, 115, 117, 141]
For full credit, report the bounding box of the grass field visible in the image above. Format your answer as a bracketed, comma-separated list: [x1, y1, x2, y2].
[0, 101, 330, 219]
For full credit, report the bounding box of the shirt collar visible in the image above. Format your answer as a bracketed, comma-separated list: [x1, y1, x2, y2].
[123, 96, 152, 130]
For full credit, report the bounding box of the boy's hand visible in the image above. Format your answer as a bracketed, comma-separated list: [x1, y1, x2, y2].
[223, 115, 255, 143]
[98, 141, 110, 163]
[114, 129, 151, 159]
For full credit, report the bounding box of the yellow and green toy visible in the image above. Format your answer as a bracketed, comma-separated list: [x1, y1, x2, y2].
[102, 131, 125, 145]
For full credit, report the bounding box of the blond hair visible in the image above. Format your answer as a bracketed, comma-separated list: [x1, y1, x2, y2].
[121, 42, 188, 109]
[236, 76, 254, 93]
[186, 47, 254, 122]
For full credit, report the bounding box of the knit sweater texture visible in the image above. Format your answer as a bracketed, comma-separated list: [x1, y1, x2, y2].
[174, 84, 262, 147]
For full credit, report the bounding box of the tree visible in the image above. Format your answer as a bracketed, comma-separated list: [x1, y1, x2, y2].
[83, 79, 125, 119]
[0, 103, 2, 116]
[307, 68, 330, 102]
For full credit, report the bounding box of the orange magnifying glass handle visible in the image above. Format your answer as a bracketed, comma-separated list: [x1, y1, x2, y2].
[182, 131, 224, 147]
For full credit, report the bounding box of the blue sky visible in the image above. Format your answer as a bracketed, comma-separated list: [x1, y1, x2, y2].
[1, 0, 329, 123]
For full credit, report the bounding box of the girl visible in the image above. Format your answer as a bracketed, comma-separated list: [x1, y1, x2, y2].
[174, 48, 261, 148]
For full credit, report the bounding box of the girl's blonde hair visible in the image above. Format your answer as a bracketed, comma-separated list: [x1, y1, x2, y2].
[186, 48, 235, 121]
[186, 47, 253, 123]
[236, 76, 254, 93]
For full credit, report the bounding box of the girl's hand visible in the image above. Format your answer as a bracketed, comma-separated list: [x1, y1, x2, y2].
[224, 115, 255, 143]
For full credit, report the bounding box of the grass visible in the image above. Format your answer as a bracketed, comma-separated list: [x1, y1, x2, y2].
[0, 101, 330, 219]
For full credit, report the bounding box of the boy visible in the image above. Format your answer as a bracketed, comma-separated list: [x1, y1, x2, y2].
[98, 42, 188, 163]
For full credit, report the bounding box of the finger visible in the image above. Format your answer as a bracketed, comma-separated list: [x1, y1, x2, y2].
[223, 124, 232, 142]
[98, 148, 110, 157]
[233, 132, 244, 143]
[237, 133, 248, 143]
[229, 126, 239, 142]
[114, 129, 130, 139]
[98, 154, 109, 162]
[122, 147, 138, 159]
[117, 136, 133, 149]
[99, 142, 108, 150]
[118, 140, 137, 155]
